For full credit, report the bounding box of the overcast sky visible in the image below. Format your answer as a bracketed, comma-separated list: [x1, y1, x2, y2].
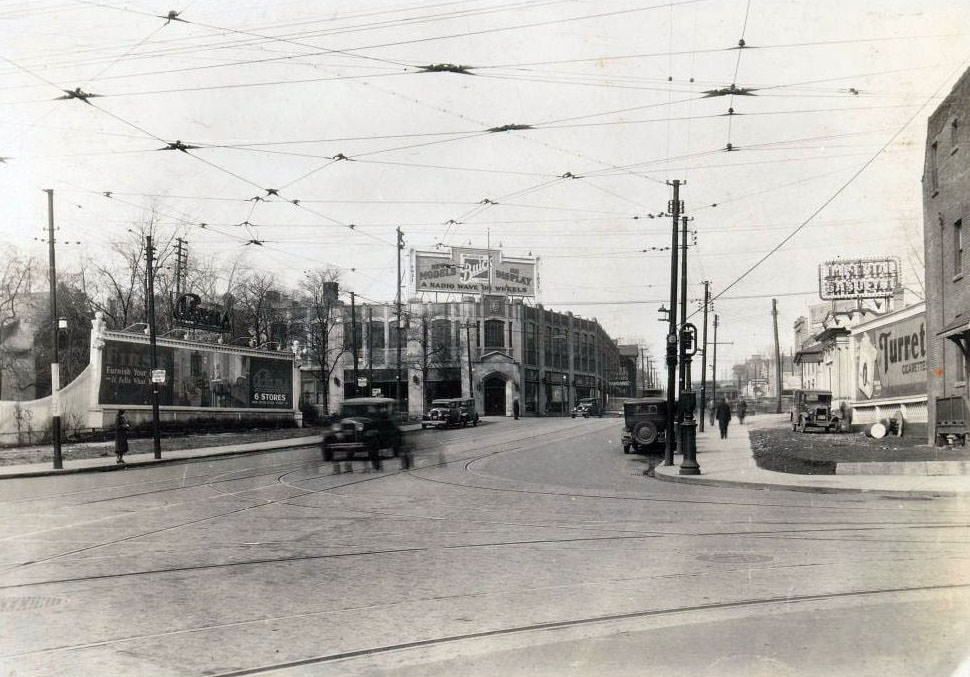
[2, 0, 967, 374]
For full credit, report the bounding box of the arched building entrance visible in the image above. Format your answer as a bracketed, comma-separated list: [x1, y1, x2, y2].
[483, 373, 507, 415]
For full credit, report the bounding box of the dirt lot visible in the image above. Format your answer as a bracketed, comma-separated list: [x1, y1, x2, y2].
[750, 425, 970, 474]
[0, 427, 323, 467]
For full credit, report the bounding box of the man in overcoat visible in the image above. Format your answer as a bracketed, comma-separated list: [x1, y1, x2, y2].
[715, 397, 732, 439]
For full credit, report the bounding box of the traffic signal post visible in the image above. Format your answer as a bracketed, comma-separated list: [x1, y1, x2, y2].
[679, 323, 700, 475]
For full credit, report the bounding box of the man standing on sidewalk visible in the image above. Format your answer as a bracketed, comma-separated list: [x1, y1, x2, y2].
[715, 397, 732, 439]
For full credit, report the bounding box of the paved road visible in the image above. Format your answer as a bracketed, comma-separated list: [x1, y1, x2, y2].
[1, 417, 968, 675]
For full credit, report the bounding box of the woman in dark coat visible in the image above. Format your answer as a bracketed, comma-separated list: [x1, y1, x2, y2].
[715, 397, 732, 439]
[115, 410, 130, 464]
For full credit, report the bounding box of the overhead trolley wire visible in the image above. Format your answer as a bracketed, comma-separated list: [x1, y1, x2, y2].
[705, 56, 970, 312]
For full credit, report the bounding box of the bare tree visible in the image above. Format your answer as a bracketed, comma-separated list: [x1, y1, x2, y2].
[81, 213, 179, 331]
[0, 247, 37, 397]
[233, 271, 283, 346]
[299, 269, 343, 413]
[408, 306, 455, 407]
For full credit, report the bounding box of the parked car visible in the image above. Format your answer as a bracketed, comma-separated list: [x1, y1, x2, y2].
[571, 397, 603, 418]
[790, 389, 843, 433]
[621, 396, 668, 453]
[321, 397, 402, 464]
[421, 397, 479, 429]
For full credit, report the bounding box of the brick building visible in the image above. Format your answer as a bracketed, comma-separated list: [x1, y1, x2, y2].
[301, 296, 625, 418]
[923, 67, 970, 445]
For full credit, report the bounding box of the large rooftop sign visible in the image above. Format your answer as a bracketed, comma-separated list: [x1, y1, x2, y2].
[818, 257, 900, 301]
[414, 247, 536, 297]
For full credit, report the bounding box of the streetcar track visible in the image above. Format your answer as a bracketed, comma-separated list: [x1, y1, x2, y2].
[4, 582, 968, 666]
[3, 421, 965, 577]
[209, 582, 970, 676]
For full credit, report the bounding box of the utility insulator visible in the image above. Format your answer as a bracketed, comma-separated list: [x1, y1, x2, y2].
[667, 200, 684, 213]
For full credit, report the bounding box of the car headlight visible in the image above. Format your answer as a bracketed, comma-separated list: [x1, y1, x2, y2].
[354, 422, 365, 432]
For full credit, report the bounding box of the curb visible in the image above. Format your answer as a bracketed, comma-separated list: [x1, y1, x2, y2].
[652, 466, 963, 498]
[0, 438, 323, 480]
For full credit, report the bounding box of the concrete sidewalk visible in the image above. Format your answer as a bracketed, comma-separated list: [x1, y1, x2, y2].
[0, 423, 427, 479]
[654, 414, 970, 497]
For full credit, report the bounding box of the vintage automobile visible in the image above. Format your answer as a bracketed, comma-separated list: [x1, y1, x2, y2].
[621, 396, 668, 453]
[421, 398, 479, 429]
[571, 397, 603, 418]
[321, 397, 402, 465]
[790, 389, 843, 433]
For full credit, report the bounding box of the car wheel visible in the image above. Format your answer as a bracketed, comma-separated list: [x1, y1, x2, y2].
[623, 444, 631, 454]
[421, 424, 427, 429]
[322, 442, 333, 462]
[633, 421, 658, 447]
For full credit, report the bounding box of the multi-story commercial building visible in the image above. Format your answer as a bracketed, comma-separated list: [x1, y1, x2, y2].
[923, 66, 970, 445]
[301, 296, 625, 418]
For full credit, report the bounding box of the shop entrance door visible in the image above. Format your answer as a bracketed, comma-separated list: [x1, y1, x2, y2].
[483, 375, 507, 416]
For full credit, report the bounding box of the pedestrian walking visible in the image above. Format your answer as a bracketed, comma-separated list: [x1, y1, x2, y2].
[715, 397, 732, 439]
[708, 401, 716, 427]
[512, 398, 520, 420]
[114, 409, 130, 464]
[738, 398, 747, 425]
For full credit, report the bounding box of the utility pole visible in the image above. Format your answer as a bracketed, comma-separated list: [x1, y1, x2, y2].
[350, 292, 359, 399]
[678, 214, 690, 392]
[464, 320, 474, 399]
[711, 314, 719, 410]
[367, 306, 373, 397]
[664, 179, 682, 467]
[145, 236, 162, 459]
[173, 237, 188, 297]
[44, 190, 63, 470]
[772, 298, 783, 414]
[639, 346, 646, 396]
[396, 227, 404, 414]
[699, 281, 711, 433]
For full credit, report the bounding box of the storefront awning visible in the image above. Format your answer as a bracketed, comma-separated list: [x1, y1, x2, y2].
[937, 314, 970, 338]
[793, 344, 824, 364]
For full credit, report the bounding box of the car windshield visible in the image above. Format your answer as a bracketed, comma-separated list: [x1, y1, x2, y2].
[625, 402, 665, 416]
[804, 393, 832, 404]
[342, 403, 391, 418]
[431, 400, 456, 408]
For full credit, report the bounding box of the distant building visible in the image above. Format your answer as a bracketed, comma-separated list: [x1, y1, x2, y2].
[923, 66, 970, 445]
[302, 296, 624, 417]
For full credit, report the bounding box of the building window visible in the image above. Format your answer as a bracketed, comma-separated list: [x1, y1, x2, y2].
[956, 219, 964, 275]
[431, 318, 452, 361]
[929, 141, 939, 192]
[484, 319, 504, 351]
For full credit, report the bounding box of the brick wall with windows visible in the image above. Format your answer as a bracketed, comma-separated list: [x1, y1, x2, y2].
[923, 66, 970, 444]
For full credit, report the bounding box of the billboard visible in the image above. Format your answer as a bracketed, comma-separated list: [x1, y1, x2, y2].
[854, 311, 926, 401]
[414, 247, 536, 297]
[819, 257, 900, 301]
[99, 339, 293, 410]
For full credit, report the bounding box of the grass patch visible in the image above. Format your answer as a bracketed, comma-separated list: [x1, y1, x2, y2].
[749, 427, 970, 475]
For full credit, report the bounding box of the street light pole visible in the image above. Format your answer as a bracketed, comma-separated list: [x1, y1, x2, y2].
[464, 320, 475, 400]
[146, 236, 162, 459]
[350, 291, 359, 398]
[699, 281, 711, 433]
[44, 189, 63, 470]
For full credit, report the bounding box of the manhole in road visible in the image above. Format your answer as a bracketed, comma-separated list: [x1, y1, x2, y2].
[0, 597, 69, 613]
[697, 553, 773, 564]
